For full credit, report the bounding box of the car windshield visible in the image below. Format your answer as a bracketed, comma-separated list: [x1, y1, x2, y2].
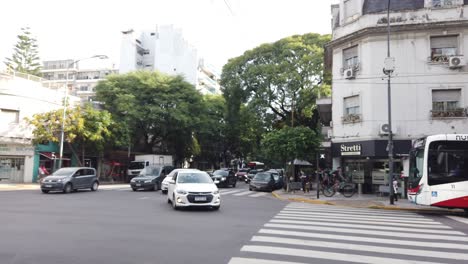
[239, 169, 249, 172]
[177, 172, 213, 184]
[129, 162, 145, 170]
[140, 167, 161, 176]
[253, 173, 271, 181]
[249, 170, 257, 175]
[213, 170, 228, 176]
[51, 168, 76, 177]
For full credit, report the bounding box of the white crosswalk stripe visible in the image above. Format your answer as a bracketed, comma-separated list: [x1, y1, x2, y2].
[249, 192, 268, 197]
[220, 189, 271, 198]
[233, 190, 255, 196]
[228, 203, 468, 264]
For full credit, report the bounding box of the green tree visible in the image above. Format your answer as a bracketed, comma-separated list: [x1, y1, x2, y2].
[4, 27, 42, 76]
[221, 33, 331, 157]
[95, 71, 203, 165]
[261, 126, 321, 168]
[27, 104, 113, 165]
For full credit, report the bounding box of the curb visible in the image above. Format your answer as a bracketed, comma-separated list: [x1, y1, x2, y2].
[272, 191, 335, 205]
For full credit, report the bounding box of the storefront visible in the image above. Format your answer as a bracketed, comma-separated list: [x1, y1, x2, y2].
[331, 140, 411, 194]
[0, 143, 35, 183]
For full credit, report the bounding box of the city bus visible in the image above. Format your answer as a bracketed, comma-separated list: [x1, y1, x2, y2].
[247, 161, 265, 170]
[408, 134, 468, 212]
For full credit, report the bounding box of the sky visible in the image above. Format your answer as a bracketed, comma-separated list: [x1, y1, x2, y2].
[0, 0, 337, 72]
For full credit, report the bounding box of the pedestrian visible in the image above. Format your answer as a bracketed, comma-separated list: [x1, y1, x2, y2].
[393, 176, 399, 201]
[300, 170, 308, 193]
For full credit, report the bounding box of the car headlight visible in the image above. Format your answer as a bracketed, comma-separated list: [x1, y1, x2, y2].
[57, 178, 64, 183]
[176, 189, 188, 195]
[213, 190, 220, 194]
[130, 178, 136, 182]
[144, 180, 152, 183]
[221, 177, 226, 181]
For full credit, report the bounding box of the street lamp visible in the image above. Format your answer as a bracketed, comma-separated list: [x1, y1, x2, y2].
[57, 55, 108, 170]
[383, 0, 396, 205]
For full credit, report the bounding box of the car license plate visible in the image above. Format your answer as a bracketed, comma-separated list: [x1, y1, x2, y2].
[136, 184, 141, 187]
[45, 185, 52, 188]
[194, 196, 207, 201]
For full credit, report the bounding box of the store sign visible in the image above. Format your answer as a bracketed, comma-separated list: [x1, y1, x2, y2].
[0, 144, 34, 156]
[341, 144, 361, 156]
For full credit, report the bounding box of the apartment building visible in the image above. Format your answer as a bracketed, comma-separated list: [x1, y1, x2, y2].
[326, 0, 468, 193]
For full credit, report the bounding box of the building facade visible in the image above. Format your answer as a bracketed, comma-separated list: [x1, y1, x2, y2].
[326, 0, 468, 193]
[120, 25, 199, 85]
[41, 59, 117, 102]
[0, 71, 80, 183]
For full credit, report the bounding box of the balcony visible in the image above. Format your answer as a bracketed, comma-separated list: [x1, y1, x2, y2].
[342, 114, 361, 124]
[431, 108, 467, 118]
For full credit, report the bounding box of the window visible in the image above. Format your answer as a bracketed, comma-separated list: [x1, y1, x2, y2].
[0, 109, 19, 124]
[343, 46, 359, 69]
[343, 95, 360, 123]
[432, 89, 464, 117]
[79, 86, 89, 91]
[344, 0, 359, 21]
[430, 35, 458, 62]
[428, 141, 468, 186]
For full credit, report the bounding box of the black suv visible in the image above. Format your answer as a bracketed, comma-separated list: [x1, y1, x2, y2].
[41, 167, 99, 193]
[130, 165, 174, 191]
[211, 169, 236, 188]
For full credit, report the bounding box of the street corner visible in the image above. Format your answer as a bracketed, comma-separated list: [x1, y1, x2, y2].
[271, 191, 335, 205]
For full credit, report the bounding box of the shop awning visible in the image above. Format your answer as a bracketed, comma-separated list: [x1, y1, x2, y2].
[39, 152, 70, 160]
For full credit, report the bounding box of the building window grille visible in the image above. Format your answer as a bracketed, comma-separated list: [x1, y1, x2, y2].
[431, 89, 465, 117]
[343, 46, 359, 69]
[342, 95, 361, 123]
[430, 35, 458, 63]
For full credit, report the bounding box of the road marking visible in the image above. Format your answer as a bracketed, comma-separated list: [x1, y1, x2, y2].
[283, 207, 427, 218]
[233, 191, 253, 196]
[258, 228, 468, 250]
[251, 236, 468, 261]
[228, 257, 307, 264]
[249, 192, 268, 197]
[138, 197, 150, 200]
[220, 190, 243, 195]
[285, 204, 424, 215]
[241, 245, 443, 264]
[446, 215, 468, 225]
[279, 210, 435, 222]
[264, 223, 468, 242]
[269, 219, 462, 235]
[273, 215, 449, 228]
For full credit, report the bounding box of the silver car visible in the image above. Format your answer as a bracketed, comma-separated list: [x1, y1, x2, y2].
[40, 167, 99, 194]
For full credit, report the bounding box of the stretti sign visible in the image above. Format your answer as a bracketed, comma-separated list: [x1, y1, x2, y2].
[340, 144, 361, 156]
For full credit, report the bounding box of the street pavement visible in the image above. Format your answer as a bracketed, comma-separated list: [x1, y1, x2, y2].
[228, 203, 468, 264]
[1, 182, 468, 264]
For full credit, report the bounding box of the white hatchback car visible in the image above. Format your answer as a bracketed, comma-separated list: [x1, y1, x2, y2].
[167, 169, 221, 210]
[161, 168, 193, 194]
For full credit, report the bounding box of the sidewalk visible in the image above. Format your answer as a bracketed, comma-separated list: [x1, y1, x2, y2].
[272, 189, 466, 215]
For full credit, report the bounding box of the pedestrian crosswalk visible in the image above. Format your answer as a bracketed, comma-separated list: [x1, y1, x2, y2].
[228, 203, 468, 264]
[100, 185, 271, 198]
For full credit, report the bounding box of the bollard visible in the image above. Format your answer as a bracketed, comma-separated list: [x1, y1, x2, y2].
[358, 183, 362, 195]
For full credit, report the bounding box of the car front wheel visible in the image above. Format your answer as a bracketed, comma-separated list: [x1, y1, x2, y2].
[63, 183, 72, 194]
[172, 195, 178, 210]
[212, 205, 220, 211]
[41, 189, 49, 194]
[90, 181, 99, 191]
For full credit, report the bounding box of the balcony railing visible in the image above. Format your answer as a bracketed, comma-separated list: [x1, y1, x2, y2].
[342, 114, 361, 123]
[431, 108, 467, 118]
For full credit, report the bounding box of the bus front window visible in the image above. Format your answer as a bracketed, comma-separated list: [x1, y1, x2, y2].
[428, 141, 468, 186]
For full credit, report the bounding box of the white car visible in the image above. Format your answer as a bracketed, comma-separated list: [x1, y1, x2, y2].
[167, 169, 221, 210]
[161, 168, 193, 194]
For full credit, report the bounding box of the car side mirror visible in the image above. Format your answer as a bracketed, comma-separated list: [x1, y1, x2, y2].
[169, 180, 175, 184]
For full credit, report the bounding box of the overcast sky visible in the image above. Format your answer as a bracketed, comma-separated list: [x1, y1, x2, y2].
[0, 0, 337, 72]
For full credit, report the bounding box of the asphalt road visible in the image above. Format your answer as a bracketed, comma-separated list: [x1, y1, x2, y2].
[1, 183, 468, 264]
[0, 183, 286, 264]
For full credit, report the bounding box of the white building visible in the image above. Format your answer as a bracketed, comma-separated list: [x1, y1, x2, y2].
[120, 25, 199, 86]
[41, 59, 117, 102]
[326, 0, 468, 193]
[0, 70, 80, 183]
[197, 60, 222, 95]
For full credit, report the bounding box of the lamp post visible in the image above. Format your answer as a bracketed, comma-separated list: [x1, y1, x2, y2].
[383, 0, 395, 205]
[57, 55, 108, 170]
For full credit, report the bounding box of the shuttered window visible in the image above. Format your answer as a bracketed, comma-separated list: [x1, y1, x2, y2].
[430, 35, 458, 62]
[432, 89, 461, 111]
[344, 95, 360, 115]
[343, 46, 359, 68]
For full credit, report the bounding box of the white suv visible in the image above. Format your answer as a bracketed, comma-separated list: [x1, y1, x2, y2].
[167, 169, 221, 210]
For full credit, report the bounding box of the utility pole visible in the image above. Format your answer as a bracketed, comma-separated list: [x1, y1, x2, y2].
[384, 0, 395, 205]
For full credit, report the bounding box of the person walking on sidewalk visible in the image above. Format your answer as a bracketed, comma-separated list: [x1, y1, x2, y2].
[393, 176, 399, 201]
[300, 170, 309, 193]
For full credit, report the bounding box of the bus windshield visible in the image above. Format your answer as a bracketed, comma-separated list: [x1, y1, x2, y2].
[427, 141, 468, 186]
[409, 148, 424, 188]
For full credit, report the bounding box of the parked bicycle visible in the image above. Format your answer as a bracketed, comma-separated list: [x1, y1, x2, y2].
[320, 170, 356, 198]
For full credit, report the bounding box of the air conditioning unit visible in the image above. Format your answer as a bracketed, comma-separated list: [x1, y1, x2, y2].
[379, 123, 397, 135]
[449, 56, 465, 69]
[344, 68, 355, 79]
[327, 129, 333, 139]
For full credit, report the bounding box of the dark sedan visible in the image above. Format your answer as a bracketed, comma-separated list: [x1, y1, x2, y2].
[211, 169, 237, 188]
[130, 165, 174, 191]
[249, 172, 276, 192]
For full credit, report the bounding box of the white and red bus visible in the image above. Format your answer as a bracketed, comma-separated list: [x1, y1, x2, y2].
[408, 134, 468, 212]
[247, 161, 265, 171]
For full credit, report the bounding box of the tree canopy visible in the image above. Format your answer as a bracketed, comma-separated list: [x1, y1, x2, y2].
[4, 27, 42, 77]
[95, 71, 204, 165]
[221, 33, 331, 159]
